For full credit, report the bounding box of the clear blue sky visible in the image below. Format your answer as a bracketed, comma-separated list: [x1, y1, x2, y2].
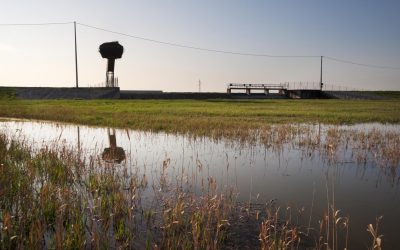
[1, 0, 399, 91]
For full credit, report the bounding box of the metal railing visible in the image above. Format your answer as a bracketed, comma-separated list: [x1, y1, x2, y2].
[227, 83, 286, 89]
[282, 82, 362, 91]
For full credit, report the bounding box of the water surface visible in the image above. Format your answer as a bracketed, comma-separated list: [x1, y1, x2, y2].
[1, 119, 399, 248]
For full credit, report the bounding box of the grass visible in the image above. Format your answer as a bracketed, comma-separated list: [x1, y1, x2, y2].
[0, 97, 400, 139]
[0, 133, 233, 249]
[0, 130, 389, 249]
[0, 88, 15, 100]
[0, 89, 399, 248]
[369, 91, 400, 100]
[2, 110, 399, 247]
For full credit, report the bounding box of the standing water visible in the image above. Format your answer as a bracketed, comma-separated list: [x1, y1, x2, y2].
[0, 119, 399, 249]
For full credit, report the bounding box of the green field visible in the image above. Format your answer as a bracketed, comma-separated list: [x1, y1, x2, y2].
[1, 92, 399, 249]
[1, 96, 400, 138]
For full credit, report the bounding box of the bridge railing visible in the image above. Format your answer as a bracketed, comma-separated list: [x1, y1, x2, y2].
[283, 82, 362, 91]
[227, 83, 286, 89]
[282, 82, 321, 90]
[226, 82, 364, 92]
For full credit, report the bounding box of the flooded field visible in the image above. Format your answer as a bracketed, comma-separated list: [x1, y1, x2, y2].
[1, 119, 399, 249]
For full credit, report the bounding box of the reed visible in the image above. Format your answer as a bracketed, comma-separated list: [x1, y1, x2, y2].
[1, 99, 400, 139]
[0, 125, 396, 249]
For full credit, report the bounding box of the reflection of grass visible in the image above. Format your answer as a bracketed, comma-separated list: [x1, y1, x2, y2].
[0, 98, 400, 137]
[0, 132, 385, 249]
[0, 134, 230, 248]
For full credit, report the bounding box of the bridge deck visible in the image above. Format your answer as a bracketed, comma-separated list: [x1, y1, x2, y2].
[228, 83, 286, 90]
[227, 83, 287, 95]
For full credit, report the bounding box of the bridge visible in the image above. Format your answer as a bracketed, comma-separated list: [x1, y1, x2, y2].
[227, 83, 287, 95]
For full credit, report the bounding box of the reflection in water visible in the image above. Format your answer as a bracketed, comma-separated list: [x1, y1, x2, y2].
[0, 120, 399, 248]
[102, 128, 126, 164]
[77, 126, 80, 151]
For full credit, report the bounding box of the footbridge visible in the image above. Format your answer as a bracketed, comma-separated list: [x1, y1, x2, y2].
[227, 83, 287, 95]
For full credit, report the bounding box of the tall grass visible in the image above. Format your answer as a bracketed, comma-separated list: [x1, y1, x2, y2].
[0, 98, 400, 138]
[0, 128, 392, 249]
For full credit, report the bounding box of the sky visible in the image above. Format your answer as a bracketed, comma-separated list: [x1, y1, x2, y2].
[1, 0, 400, 91]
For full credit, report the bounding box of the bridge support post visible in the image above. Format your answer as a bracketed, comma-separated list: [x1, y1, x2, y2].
[264, 89, 269, 95]
[246, 88, 251, 95]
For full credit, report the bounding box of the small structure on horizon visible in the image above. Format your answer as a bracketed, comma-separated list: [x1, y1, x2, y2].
[99, 41, 124, 88]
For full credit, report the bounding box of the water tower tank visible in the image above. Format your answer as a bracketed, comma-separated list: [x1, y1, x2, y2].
[99, 41, 124, 87]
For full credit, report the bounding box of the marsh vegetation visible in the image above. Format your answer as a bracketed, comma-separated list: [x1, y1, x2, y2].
[0, 98, 400, 138]
[0, 120, 399, 249]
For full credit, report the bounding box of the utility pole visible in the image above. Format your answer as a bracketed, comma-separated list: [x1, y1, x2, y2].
[320, 56, 323, 90]
[198, 79, 201, 92]
[74, 21, 79, 88]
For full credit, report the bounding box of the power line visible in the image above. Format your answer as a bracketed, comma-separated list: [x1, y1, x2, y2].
[1, 21, 400, 70]
[76, 23, 400, 70]
[325, 56, 400, 70]
[77, 22, 318, 58]
[0, 22, 73, 26]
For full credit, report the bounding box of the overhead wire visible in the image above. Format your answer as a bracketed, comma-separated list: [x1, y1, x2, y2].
[76, 23, 400, 69]
[77, 22, 319, 58]
[0, 22, 74, 26]
[1, 21, 400, 70]
[324, 56, 400, 70]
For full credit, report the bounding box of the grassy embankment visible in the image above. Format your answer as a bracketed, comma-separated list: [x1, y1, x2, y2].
[0, 88, 399, 137]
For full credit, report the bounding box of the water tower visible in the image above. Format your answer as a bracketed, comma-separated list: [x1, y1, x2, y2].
[102, 128, 126, 164]
[99, 41, 124, 87]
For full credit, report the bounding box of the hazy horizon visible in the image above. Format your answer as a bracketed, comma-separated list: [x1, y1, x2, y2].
[1, 1, 400, 91]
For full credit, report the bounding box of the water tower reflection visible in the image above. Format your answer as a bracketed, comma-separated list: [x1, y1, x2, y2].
[102, 128, 126, 164]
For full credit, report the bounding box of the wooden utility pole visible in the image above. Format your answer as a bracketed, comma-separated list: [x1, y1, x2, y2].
[198, 79, 201, 92]
[74, 21, 79, 88]
[320, 56, 323, 90]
